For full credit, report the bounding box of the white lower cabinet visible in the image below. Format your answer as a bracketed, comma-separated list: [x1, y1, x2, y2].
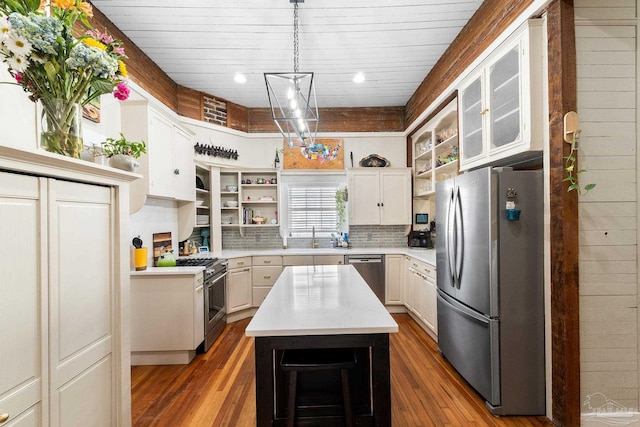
[130, 273, 205, 365]
[282, 255, 344, 266]
[405, 257, 437, 336]
[0, 164, 132, 427]
[252, 256, 283, 307]
[313, 255, 345, 265]
[227, 256, 253, 313]
[385, 254, 405, 305]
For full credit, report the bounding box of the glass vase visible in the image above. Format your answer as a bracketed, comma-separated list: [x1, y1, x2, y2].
[40, 98, 84, 158]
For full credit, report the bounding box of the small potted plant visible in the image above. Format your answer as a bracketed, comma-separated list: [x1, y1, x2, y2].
[101, 133, 147, 171]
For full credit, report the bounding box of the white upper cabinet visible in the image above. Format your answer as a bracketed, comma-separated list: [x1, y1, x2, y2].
[459, 19, 545, 171]
[348, 168, 412, 225]
[121, 101, 196, 212]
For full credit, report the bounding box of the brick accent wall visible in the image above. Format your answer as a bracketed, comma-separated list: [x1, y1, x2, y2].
[203, 95, 227, 127]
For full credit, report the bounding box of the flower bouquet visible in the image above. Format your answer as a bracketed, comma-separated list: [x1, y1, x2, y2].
[0, 0, 130, 158]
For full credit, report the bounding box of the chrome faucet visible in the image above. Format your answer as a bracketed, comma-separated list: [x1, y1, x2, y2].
[311, 226, 319, 248]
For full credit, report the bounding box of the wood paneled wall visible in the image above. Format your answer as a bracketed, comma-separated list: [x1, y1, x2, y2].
[404, 0, 535, 128]
[547, 2, 580, 426]
[574, 0, 639, 417]
[87, 4, 405, 134]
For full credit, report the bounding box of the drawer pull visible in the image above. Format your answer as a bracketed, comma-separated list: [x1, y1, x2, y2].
[264, 275, 271, 279]
[237, 261, 245, 265]
[0, 414, 9, 424]
[424, 268, 431, 273]
[243, 268, 250, 272]
[263, 260, 272, 264]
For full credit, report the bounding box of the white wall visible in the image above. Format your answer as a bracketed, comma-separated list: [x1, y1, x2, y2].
[0, 63, 37, 149]
[184, 118, 407, 171]
[575, 0, 639, 417]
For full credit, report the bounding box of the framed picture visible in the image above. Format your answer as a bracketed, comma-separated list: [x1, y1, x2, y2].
[82, 97, 100, 123]
[283, 138, 344, 170]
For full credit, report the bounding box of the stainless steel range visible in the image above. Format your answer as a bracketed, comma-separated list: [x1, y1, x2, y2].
[176, 257, 228, 351]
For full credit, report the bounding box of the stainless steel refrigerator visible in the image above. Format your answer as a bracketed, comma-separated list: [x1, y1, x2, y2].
[435, 167, 545, 415]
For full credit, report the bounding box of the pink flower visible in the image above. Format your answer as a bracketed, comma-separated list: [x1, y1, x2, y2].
[113, 81, 130, 101]
[101, 34, 114, 44]
[14, 73, 23, 84]
[113, 46, 126, 56]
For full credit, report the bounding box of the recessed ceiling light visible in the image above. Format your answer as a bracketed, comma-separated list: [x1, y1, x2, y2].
[234, 73, 247, 84]
[353, 72, 366, 83]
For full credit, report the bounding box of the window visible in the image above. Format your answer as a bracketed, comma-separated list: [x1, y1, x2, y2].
[288, 184, 339, 238]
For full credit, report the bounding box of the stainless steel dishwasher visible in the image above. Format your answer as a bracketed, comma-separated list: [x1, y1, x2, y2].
[345, 254, 385, 303]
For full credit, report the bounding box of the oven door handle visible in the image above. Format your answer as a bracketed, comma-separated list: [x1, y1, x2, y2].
[207, 271, 228, 285]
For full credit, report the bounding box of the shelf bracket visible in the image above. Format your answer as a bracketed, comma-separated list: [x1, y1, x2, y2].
[563, 111, 580, 143]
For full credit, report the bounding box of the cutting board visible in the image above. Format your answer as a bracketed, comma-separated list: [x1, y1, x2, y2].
[152, 232, 172, 266]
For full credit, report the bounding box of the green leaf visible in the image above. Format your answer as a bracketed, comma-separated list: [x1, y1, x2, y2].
[584, 183, 596, 191]
[24, 0, 40, 12]
[567, 184, 580, 192]
[44, 62, 57, 83]
[91, 79, 115, 96]
[562, 177, 575, 183]
[566, 165, 574, 172]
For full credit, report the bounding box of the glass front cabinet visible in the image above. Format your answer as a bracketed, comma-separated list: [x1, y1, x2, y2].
[458, 18, 545, 171]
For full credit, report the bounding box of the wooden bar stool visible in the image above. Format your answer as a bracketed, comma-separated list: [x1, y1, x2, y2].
[280, 348, 357, 427]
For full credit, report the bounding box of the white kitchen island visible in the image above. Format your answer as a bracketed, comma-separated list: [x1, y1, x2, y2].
[246, 265, 398, 426]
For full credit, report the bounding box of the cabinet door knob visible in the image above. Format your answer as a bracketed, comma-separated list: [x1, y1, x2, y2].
[0, 414, 9, 424]
[174, 168, 180, 175]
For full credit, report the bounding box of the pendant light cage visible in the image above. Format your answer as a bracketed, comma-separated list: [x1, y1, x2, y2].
[265, 0, 318, 147]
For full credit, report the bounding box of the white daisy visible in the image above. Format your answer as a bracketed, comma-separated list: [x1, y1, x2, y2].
[0, 17, 10, 39]
[8, 55, 29, 73]
[5, 32, 32, 57]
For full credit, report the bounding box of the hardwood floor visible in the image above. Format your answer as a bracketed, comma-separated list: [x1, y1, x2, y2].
[131, 314, 553, 426]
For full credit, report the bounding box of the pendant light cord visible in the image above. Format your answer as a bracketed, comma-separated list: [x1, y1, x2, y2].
[293, 1, 299, 73]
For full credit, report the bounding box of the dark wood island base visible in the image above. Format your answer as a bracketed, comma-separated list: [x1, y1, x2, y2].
[255, 334, 391, 427]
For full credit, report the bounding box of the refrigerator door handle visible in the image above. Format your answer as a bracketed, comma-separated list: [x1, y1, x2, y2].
[446, 187, 456, 286]
[438, 290, 489, 324]
[454, 186, 464, 288]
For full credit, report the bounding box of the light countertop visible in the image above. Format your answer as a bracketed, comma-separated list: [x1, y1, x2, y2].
[130, 266, 205, 276]
[245, 265, 399, 337]
[221, 247, 436, 265]
[130, 247, 436, 276]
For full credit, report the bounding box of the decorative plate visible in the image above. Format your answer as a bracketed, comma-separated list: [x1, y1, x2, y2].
[359, 154, 390, 167]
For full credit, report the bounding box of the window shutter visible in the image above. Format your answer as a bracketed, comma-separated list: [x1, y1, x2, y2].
[288, 185, 339, 237]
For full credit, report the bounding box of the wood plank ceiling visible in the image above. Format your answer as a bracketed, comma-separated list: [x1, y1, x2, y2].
[89, 0, 483, 109]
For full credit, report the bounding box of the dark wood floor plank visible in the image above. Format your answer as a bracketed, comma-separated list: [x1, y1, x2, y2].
[131, 314, 553, 426]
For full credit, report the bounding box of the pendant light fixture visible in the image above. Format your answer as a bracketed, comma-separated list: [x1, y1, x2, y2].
[265, 0, 318, 147]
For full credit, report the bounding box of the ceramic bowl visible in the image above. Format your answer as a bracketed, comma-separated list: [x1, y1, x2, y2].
[226, 185, 238, 192]
[221, 215, 232, 224]
[226, 201, 238, 208]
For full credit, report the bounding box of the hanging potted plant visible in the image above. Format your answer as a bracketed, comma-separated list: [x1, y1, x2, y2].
[564, 132, 595, 195]
[101, 132, 146, 171]
[335, 187, 347, 230]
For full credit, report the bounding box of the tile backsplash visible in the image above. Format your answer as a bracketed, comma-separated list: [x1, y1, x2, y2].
[222, 225, 408, 249]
